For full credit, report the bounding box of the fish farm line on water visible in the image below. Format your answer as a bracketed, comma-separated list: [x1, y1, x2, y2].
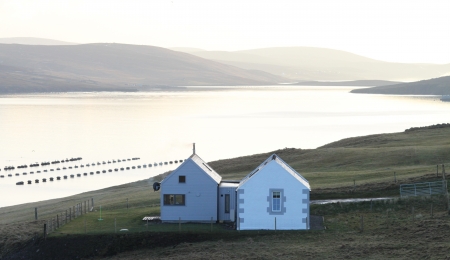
[0, 156, 184, 186]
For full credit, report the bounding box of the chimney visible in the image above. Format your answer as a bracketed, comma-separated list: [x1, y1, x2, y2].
[193, 143, 196, 154]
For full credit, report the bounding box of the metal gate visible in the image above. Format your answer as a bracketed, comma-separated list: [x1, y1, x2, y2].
[400, 180, 447, 198]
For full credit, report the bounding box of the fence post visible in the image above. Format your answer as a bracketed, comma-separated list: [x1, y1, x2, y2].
[360, 215, 364, 232]
[65, 210, 68, 224]
[43, 223, 47, 240]
[237, 217, 240, 232]
[275, 217, 277, 231]
[386, 210, 389, 229]
[306, 216, 309, 230]
[35, 207, 38, 220]
[69, 208, 72, 221]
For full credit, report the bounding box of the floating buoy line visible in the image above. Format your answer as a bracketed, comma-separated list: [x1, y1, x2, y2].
[0, 157, 184, 185]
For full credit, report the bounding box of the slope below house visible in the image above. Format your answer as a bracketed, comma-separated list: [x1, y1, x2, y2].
[0, 43, 285, 94]
[351, 76, 450, 95]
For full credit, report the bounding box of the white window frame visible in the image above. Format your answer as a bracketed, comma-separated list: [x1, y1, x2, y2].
[272, 191, 281, 212]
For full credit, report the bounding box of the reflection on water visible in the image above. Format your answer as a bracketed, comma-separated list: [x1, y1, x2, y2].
[1, 86, 450, 207]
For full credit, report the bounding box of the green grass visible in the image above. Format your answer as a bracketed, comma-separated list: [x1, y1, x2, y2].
[2, 125, 450, 226]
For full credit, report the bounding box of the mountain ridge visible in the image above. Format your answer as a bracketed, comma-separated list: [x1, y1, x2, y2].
[0, 43, 285, 94]
[175, 46, 450, 81]
[350, 76, 450, 95]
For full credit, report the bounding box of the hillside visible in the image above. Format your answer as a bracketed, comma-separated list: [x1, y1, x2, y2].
[2, 123, 450, 224]
[176, 47, 450, 81]
[0, 37, 77, 45]
[351, 76, 450, 95]
[0, 43, 285, 94]
[1, 124, 450, 259]
[292, 80, 400, 86]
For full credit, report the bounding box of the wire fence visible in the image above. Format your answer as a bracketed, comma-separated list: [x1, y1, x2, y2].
[400, 180, 446, 198]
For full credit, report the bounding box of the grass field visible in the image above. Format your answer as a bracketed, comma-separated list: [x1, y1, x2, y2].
[1, 124, 450, 259]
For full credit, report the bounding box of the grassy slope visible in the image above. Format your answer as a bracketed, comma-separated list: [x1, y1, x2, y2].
[2, 124, 450, 224]
[1, 124, 450, 258]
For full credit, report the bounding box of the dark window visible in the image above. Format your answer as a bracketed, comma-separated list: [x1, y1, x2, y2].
[225, 194, 230, 213]
[163, 194, 185, 205]
[179, 175, 186, 183]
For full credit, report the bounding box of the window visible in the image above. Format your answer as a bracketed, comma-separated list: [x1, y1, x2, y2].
[225, 194, 230, 213]
[179, 175, 186, 183]
[272, 191, 281, 212]
[163, 194, 185, 205]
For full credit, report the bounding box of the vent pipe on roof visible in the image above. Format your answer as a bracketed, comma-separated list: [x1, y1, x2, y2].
[272, 154, 276, 160]
[193, 143, 196, 154]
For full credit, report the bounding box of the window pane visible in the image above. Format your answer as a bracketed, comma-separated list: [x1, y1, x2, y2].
[225, 194, 230, 213]
[272, 191, 281, 211]
[273, 198, 280, 211]
[175, 195, 185, 205]
[164, 194, 174, 205]
[179, 176, 186, 183]
[273, 191, 280, 198]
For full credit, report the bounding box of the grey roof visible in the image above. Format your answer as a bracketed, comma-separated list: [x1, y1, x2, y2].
[189, 153, 222, 184]
[238, 153, 310, 190]
[160, 153, 222, 184]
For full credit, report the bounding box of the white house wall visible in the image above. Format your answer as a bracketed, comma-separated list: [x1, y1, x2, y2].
[237, 161, 309, 230]
[160, 159, 219, 222]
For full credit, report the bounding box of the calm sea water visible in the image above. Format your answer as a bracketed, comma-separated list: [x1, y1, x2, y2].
[1, 86, 449, 207]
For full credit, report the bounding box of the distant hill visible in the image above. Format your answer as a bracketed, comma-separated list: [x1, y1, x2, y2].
[176, 47, 450, 81]
[0, 43, 285, 94]
[170, 47, 206, 53]
[0, 37, 77, 45]
[350, 76, 450, 95]
[292, 80, 400, 87]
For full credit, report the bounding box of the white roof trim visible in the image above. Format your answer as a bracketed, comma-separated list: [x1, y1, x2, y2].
[161, 153, 222, 184]
[238, 153, 310, 190]
[189, 154, 222, 184]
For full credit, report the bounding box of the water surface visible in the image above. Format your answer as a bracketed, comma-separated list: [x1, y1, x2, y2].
[1, 86, 448, 207]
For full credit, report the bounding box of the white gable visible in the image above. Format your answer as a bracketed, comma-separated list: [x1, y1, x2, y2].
[238, 153, 310, 190]
[189, 154, 222, 184]
[161, 153, 222, 185]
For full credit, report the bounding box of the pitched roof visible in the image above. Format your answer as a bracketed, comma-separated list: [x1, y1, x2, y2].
[238, 153, 310, 190]
[189, 153, 222, 184]
[161, 153, 222, 184]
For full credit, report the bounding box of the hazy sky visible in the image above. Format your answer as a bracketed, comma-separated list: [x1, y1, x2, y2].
[1, 0, 449, 63]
